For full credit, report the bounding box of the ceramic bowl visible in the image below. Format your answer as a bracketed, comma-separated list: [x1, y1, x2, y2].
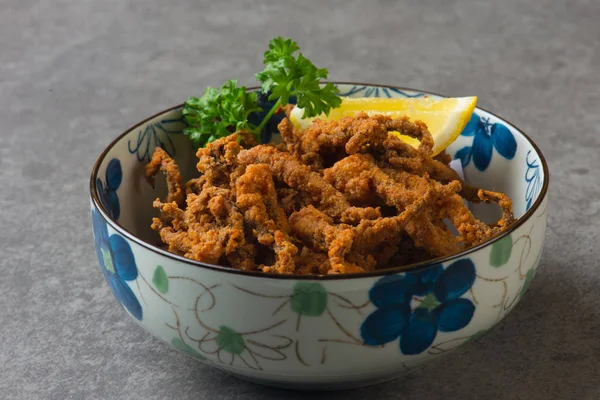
[89, 83, 549, 390]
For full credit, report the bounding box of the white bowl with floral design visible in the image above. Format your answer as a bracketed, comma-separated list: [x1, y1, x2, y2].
[90, 83, 549, 390]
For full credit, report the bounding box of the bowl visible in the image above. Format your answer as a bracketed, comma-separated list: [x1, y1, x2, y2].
[89, 83, 549, 390]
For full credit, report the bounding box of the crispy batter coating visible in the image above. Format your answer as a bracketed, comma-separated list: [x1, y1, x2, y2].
[374, 114, 435, 155]
[288, 206, 365, 274]
[236, 164, 298, 274]
[324, 153, 511, 253]
[195, 131, 256, 188]
[434, 150, 452, 165]
[151, 185, 253, 269]
[238, 145, 381, 224]
[277, 113, 389, 169]
[144, 147, 185, 206]
[289, 188, 432, 274]
[324, 153, 460, 255]
[147, 112, 515, 275]
[295, 246, 331, 275]
[476, 189, 515, 230]
[276, 187, 312, 216]
[184, 177, 207, 196]
[379, 133, 483, 200]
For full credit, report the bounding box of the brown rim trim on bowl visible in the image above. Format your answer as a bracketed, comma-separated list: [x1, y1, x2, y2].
[90, 83, 550, 280]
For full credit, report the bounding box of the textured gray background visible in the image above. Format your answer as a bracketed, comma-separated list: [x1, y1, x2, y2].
[1, 0, 599, 398]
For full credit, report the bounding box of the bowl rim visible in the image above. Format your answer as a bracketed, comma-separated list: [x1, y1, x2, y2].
[90, 82, 549, 280]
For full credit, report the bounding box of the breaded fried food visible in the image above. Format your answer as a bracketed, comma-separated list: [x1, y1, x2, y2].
[145, 147, 185, 206]
[147, 112, 515, 275]
[288, 186, 433, 274]
[195, 131, 257, 188]
[236, 164, 298, 274]
[325, 151, 513, 252]
[238, 145, 381, 224]
[150, 186, 252, 269]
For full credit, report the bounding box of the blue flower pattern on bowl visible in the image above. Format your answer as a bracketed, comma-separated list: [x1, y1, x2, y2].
[92, 209, 143, 320]
[337, 85, 425, 98]
[525, 150, 542, 211]
[128, 115, 186, 162]
[96, 158, 122, 220]
[361, 259, 476, 355]
[454, 113, 517, 172]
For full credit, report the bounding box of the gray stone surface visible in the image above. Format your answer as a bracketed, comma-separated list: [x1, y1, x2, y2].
[1, 0, 598, 398]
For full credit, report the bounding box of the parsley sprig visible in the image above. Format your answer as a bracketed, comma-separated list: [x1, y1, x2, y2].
[182, 37, 341, 148]
[182, 80, 261, 148]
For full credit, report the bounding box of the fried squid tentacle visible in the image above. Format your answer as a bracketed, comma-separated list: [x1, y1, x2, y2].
[276, 187, 313, 216]
[325, 153, 464, 256]
[151, 181, 254, 270]
[349, 185, 435, 258]
[151, 199, 186, 232]
[145, 147, 185, 206]
[372, 114, 434, 155]
[147, 110, 516, 276]
[236, 164, 298, 274]
[428, 183, 516, 247]
[184, 177, 207, 195]
[289, 190, 431, 274]
[295, 247, 332, 275]
[280, 112, 480, 201]
[478, 189, 515, 229]
[195, 132, 257, 188]
[381, 135, 482, 200]
[277, 113, 389, 169]
[279, 113, 436, 164]
[289, 206, 364, 274]
[238, 145, 380, 223]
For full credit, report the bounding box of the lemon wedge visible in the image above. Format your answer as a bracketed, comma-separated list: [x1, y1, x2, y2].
[290, 96, 477, 155]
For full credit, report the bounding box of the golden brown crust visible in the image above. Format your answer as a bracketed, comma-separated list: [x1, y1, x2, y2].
[235, 164, 297, 274]
[238, 145, 380, 223]
[144, 147, 185, 206]
[146, 112, 514, 275]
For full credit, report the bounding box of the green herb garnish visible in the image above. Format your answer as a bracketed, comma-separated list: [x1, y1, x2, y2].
[182, 79, 261, 148]
[256, 36, 341, 122]
[182, 37, 341, 148]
